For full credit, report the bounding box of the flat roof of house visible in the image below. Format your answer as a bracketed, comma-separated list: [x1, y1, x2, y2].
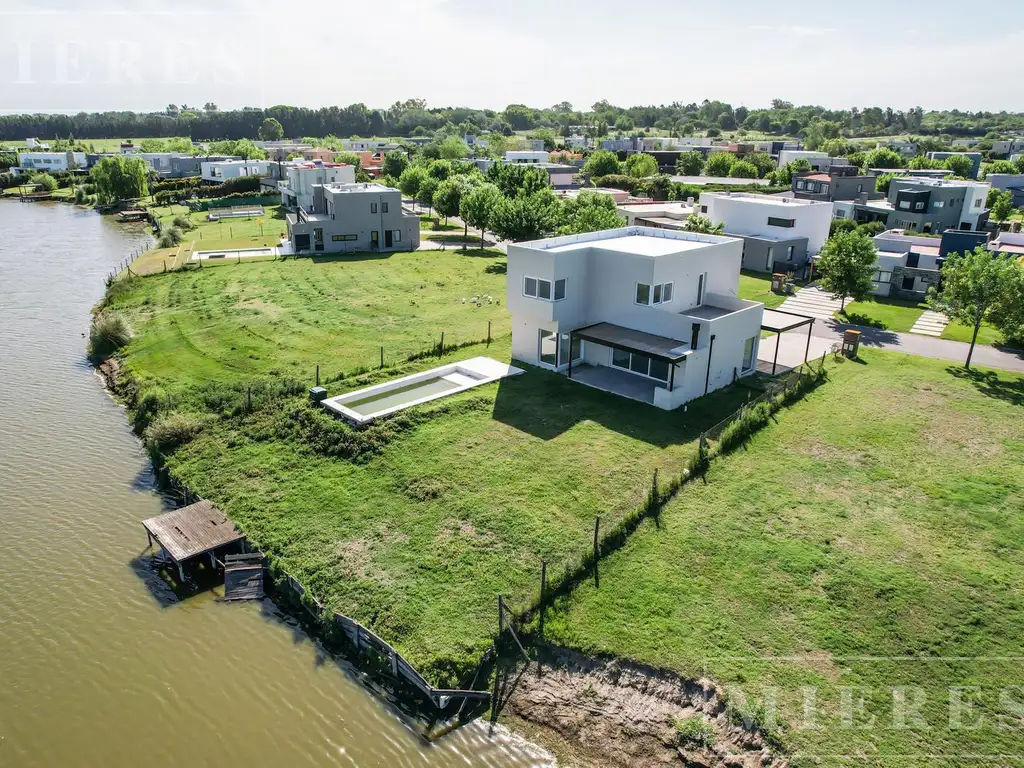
[321, 182, 397, 194]
[804, 173, 831, 182]
[634, 216, 689, 228]
[549, 234, 713, 257]
[704, 191, 831, 207]
[523, 226, 735, 255]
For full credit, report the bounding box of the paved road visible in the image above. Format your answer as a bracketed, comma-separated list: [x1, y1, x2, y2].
[804, 317, 1024, 373]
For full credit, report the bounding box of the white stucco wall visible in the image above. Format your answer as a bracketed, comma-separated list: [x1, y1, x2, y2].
[700, 192, 832, 255]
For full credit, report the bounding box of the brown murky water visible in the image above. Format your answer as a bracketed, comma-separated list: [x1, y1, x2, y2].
[0, 202, 552, 768]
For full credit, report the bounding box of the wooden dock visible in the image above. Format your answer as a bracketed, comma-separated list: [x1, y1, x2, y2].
[142, 500, 244, 581]
[224, 553, 264, 600]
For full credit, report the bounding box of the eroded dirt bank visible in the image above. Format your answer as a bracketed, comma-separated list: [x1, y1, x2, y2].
[506, 647, 787, 768]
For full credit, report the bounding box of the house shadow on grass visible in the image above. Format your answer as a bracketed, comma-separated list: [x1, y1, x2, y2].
[491, 364, 755, 446]
[946, 365, 1024, 407]
[309, 250, 396, 265]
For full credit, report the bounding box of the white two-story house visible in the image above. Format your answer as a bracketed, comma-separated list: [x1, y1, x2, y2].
[507, 227, 764, 410]
[278, 161, 356, 212]
[699, 191, 832, 277]
[200, 159, 272, 183]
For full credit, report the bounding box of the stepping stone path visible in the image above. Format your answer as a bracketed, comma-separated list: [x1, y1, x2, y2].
[909, 309, 948, 337]
[778, 285, 847, 321]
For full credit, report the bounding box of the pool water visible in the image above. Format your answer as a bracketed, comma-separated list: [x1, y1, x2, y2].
[345, 375, 462, 416]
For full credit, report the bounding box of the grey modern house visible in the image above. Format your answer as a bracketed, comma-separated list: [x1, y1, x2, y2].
[792, 166, 879, 202]
[285, 183, 420, 254]
[834, 177, 990, 234]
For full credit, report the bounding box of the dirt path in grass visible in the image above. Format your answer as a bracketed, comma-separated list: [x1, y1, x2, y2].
[506, 647, 787, 768]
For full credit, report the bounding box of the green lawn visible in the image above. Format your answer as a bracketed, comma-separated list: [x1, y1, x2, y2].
[151, 202, 289, 247]
[106, 246, 760, 686]
[542, 350, 1024, 763]
[942, 319, 1007, 346]
[106, 248, 512, 391]
[738, 270, 792, 310]
[834, 295, 926, 332]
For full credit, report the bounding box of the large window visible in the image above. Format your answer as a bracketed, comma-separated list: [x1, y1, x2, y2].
[872, 269, 892, 283]
[767, 216, 795, 228]
[635, 282, 673, 306]
[742, 336, 756, 372]
[538, 329, 557, 366]
[331, 234, 358, 242]
[611, 349, 670, 382]
[524, 276, 565, 301]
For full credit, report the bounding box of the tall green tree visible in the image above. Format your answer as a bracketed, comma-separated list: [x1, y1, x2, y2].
[863, 147, 903, 170]
[675, 150, 704, 176]
[989, 189, 1015, 222]
[703, 152, 735, 177]
[929, 246, 1022, 368]
[744, 151, 776, 178]
[90, 156, 148, 204]
[417, 176, 439, 214]
[556, 191, 623, 235]
[728, 160, 759, 179]
[486, 163, 549, 198]
[816, 230, 877, 311]
[258, 117, 284, 141]
[489, 191, 554, 242]
[398, 165, 427, 199]
[583, 150, 621, 177]
[232, 139, 266, 160]
[437, 136, 469, 159]
[943, 154, 974, 178]
[432, 176, 475, 227]
[28, 172, 57, 192]
[623, 153, 658, 178]
[382, 151, 409, 178]
[459, 182, 502, 248]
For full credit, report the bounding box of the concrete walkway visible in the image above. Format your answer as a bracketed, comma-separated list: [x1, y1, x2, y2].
[778, 285, 846, 321]
[909, 310, 948, 337]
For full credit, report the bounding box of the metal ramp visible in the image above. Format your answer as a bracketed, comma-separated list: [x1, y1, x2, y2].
[223, 553, 265, 600]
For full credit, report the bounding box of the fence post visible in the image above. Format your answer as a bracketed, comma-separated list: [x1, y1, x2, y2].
[539, 561, 547, 638]
[380, 345, 384, 369]
[439, 331, 444, 356]
[487, 320, 491, 345]
[316, 364, 320, 386]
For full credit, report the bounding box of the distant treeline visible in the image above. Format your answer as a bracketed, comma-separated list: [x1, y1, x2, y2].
[2, 99, 1024, 143]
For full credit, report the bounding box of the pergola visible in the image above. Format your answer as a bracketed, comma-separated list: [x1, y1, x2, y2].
[760, 309, 816, 375]
[568, 322, 690, 393]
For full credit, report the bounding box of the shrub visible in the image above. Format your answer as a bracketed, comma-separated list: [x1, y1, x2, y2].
[590, 173, 643, 193]
[157, 226, 184, 248]
[172, 214, 195, 231]
[88, 312, 132, 360]
[29, 172, 58, 192]
[671, 715, 715, 748]
[132, 387, 166, 433]
[146, 412, 204, 454]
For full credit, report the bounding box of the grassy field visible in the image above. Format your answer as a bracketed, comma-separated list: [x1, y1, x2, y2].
[942, 318, 1007, 347]
[835, 295, 925, 332]
[106, 247, 512, 391]
[151, 202, 289, 247]
[738, 270, 795, 310]
[541, 350, 1024, 763]
[106, 246, 762, 684]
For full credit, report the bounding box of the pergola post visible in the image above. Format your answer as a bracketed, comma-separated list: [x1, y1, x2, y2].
[567, 332, 573, 379]
[804, 320, 814, 365]
[772, 333, 781, 375]
[669, 361, 675, 392]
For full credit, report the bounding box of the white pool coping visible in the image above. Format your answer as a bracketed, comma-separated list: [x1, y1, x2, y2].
[191, 247, 278, 261]
[321, 356, 524, 425]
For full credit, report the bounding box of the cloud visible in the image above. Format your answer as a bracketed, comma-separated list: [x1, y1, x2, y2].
[747, 24, 836, 36]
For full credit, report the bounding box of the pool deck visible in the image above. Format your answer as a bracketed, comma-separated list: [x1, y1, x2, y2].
[321, 357, 523, 424]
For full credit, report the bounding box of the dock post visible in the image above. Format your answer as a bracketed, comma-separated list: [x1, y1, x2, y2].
[177, 562, 185, 584]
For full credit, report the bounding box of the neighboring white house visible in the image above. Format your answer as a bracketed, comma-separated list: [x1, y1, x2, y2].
[15, 151, 86, 173]
[285, 182, 420, 254]
[200, 159, 272, 183]
[777, 150, 837, 171]
[566, 135, 589, 150]
[506, 150, 550, 164]
[617, 200, 696, 228]
[506, 227, 764, 410]
[699, 191, 832, 275]
[341, 139, 391, 152]
[278, 161, 356, 212]
[993, 139, 1024, 156]
[25, 137, 50, 150]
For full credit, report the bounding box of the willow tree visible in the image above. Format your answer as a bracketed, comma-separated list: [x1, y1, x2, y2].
[90, 156, 148, 205]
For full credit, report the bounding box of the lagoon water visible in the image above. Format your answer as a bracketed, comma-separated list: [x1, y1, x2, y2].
[0, 202, 551, 768]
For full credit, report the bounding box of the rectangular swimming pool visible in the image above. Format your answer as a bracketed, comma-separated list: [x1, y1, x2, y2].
[321, 357, 524, 425]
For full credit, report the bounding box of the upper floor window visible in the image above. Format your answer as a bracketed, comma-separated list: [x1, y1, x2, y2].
[382, 202, 389, 213]
[371, 202, 378, 214]
[974, 198, 982, 208]
[796, 181, 806, 190]
[767, 216, 795, 228]
[914, 202, 925, 210]
[898, 200, 911, 210]
[524, 276, 566, 302]
[635, 282, 673, 306]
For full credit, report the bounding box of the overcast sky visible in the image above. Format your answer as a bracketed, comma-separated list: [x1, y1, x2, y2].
[3, 0, 1023, 115]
